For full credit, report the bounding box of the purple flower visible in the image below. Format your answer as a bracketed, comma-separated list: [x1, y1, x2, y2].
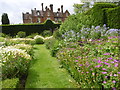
[114, 59, 118, 62]
[97, 60, 103, 63]
[95, 26, 100, 30]
[90, 68, 93, 71]
[118, 72, 120, 74]
[103, 53, 110, 55]
[102, 72, 107, 74]
[105, 76, 108, 78]
[102, 68, 107, 71]
[104, 62, 110, 66]
[112, 80, 116, 83]
[79, 64, 83, 66]
[75, 60, 78, 62]
[103, 81, 107, 83]
[111, 61, 114, 63]
[95, 65, 102, 68]
[105, 59, 109, 61]
[114, 63, 118, 67]
[108, 57, 113, 60]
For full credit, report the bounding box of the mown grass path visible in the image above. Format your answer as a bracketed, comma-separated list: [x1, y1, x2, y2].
[25, 45, 78, 88]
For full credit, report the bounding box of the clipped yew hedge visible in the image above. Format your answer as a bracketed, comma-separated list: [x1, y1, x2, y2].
[106, 6, 120, 29]
[1, 20, 61, 36]
[90, 3, 117, 27]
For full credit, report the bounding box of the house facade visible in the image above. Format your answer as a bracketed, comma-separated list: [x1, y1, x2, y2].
[22, 3, 70, 23]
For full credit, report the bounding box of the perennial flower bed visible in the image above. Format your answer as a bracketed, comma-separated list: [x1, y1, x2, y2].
[0, 44, 32, 80]
[57, 36, 119, 88]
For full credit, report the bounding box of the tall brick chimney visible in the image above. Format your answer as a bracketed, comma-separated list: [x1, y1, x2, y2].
[61, 5, 63, 13]
[50, 4, 53, 12]
[41, 3, 44, 11]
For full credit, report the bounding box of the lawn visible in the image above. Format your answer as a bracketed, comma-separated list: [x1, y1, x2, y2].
[25, 45, 79, 88]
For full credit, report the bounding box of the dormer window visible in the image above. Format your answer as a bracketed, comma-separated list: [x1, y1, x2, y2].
[37, 12, 40, 16]
[37, 18, 41, 23]
[66, 13, 68, 17]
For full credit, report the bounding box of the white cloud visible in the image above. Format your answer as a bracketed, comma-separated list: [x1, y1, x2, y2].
[0, 0, 81, 24]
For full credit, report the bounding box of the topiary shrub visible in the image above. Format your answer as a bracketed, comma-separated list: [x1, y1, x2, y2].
[34, 35, 44, 44]
[17, 31, 26, 38]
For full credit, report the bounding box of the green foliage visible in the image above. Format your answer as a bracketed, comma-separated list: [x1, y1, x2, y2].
[1, 20, 60, 36]
[57, 37, 119, 88]
[27, 33, 39, 38]
[17, 31, 26, 38]
[91, 3, 117, 26]
[53, 30, 62, 40]
[73, 4, 84, 13]
[1, 45, 32, 79]
[0, 37, 5, 42]
[1, 13, 10, 25]
[34, 35, 44, 44]
[106, 6, 120, 29]
[1, 78, 19, 88]
[41, 30, 52, 37]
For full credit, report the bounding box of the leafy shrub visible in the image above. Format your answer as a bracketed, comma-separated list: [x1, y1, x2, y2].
[44, 36, 60, 57]
[57, 36, 119, 88]
[1, 78, 19, 88]
[34, 35, 44, 44]
[17, 31, 26, 38]
[27, 33, 39, 38]
[0, 37, 5, 42]
[41, 30, 52, 37]
[0, 46, 32, 79]
[53, 30, 63, 40]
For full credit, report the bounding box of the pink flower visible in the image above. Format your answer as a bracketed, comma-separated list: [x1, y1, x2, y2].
[97, 60, 103, 63]
[86, 72, 89, 73]
[108, 57, 113, 60]
[102, 72, 107, 74]
[114, 59, 118, 62]
[103, 81, 107, 83]
[118, 72, 120, 74]
[112, 80, 116, 83]
[103, 53, 110, 55]
[79, 64, 83, 66]
[114, 64, 118, 67]
[113, 74, 118, 76]
[95, 64, 102, 68]
[104, 62, 110, 65]
[102, 68, 107, 71]
[92, 73, 95, 75]
[75, 60, 78, 62]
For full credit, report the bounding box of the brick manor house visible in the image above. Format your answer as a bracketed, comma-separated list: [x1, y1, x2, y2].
[22, 3, 70, 23]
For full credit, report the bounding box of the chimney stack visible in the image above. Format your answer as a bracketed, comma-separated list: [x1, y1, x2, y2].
[41, 3, 44, 11]
[50, 4, 53, 12]
[61, 5, 63, 13]
[58, 8, 60, 12]
[45, 6, 48, 11]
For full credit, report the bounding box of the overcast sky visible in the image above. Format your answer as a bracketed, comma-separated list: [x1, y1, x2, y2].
[0, 0, 82, 24]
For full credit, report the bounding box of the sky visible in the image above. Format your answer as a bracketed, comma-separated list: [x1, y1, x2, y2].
[0, 0, 82, 24]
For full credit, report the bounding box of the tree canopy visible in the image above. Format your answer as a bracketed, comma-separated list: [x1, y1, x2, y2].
[1, 13, 10, 25]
